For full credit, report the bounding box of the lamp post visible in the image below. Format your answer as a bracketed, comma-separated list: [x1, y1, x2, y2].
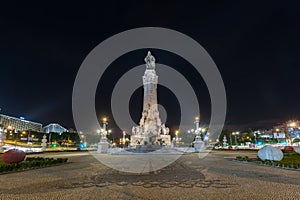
[194, 117, 200, 131]
[99, 117, 108, 142]
[194, 117, 201, 136]
[223, 135, 227, 148]
[253, 132, 257, 145]
[97, 117, 109, 153]
[286, 121, 296, 146]
[122, 131, 126, 147]
[49, 132, 52, 146]
[232, 132, 236, 145]
[80, 134, 87, 148]
[175, 130, 179, 145]
[275, 128, 280, 143]
[0, 127, 4, 146]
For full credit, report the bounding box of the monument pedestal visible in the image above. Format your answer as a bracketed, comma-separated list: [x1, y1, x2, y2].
[194, 136, 205, 152]
[41, 135, 47, 151]
[97, 138, 109, 153]
[130, 134, 171, 148]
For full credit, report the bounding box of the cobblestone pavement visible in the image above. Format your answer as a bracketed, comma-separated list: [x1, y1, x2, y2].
[0, 150, 299, 200]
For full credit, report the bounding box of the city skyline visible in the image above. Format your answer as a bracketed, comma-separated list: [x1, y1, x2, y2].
[0, 1, 299, 131]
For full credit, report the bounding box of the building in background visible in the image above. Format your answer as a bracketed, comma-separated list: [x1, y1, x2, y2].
[43, 123, 68, 135]
[0, 114, 42, 132]
[273, 120, 300, 142]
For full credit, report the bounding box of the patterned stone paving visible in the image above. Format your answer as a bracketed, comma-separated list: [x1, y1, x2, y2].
[0, 151, 299, 199]
[58, 161, 237, 189]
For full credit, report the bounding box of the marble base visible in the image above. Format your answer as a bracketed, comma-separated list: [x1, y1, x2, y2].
[194, 141, 205, 152]
[130, 135, 171, 148]
[97, 141, 109, 153]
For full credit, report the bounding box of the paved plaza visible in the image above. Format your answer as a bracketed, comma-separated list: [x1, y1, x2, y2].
[0, 150, 299, 200]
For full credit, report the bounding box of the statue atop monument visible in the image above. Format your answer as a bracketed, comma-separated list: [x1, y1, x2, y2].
[130, 51, 171, 147]
[144, 51, 156, 70]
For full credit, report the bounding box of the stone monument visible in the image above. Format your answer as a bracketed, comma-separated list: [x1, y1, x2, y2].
[194, 135, 205, 152]
[97, 120, 109, 153]
[193, 117, 205, 152]
[41, 134, 47, 151]
[223, 136, 227, 148]
[130, 52, 171, 147]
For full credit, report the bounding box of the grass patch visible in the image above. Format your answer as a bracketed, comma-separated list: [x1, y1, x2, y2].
[0, 156, 68, 173]
[235, 152, 300, 169]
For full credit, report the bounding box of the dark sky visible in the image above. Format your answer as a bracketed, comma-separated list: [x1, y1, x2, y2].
[0, 1, 299, 133]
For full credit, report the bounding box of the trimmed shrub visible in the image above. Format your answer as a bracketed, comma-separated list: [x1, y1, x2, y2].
[0, 157, 68, 173]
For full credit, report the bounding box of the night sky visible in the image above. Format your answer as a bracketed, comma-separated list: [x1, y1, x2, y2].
[0, 1, 299, 133]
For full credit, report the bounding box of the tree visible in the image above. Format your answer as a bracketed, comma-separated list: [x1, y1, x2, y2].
[48, 132, 60, 144]
[60, 132, 80, 146]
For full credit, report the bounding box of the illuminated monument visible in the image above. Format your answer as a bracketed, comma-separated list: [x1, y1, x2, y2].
[130, 52, 171, 147]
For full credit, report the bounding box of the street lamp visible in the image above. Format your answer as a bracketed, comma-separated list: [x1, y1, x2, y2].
[0, 127, 4, 146]
[285, 121, 296, 146]
[80, 134, 87, 147]
[236, 131, 239, 145]
[231, 132, 235, 145]
[98, 116, 108, 143]
[232, 131, 239, 146]
[275, 128, 280, 143]
[290, 122, 296, 127]
[102, 117, 107, 123]
[194, 117, 200, 134]
[122, 131, 126, 147]
[175, 130, 179, 143]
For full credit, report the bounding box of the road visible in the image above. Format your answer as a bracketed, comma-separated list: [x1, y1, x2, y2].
[0, 150, 299, 200]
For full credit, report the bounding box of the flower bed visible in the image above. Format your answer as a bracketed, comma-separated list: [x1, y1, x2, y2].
[235, 152, 300, 170]
[0, 156, 68, 173]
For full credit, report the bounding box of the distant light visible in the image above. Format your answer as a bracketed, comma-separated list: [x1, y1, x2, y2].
[19, 117, 25, 120]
